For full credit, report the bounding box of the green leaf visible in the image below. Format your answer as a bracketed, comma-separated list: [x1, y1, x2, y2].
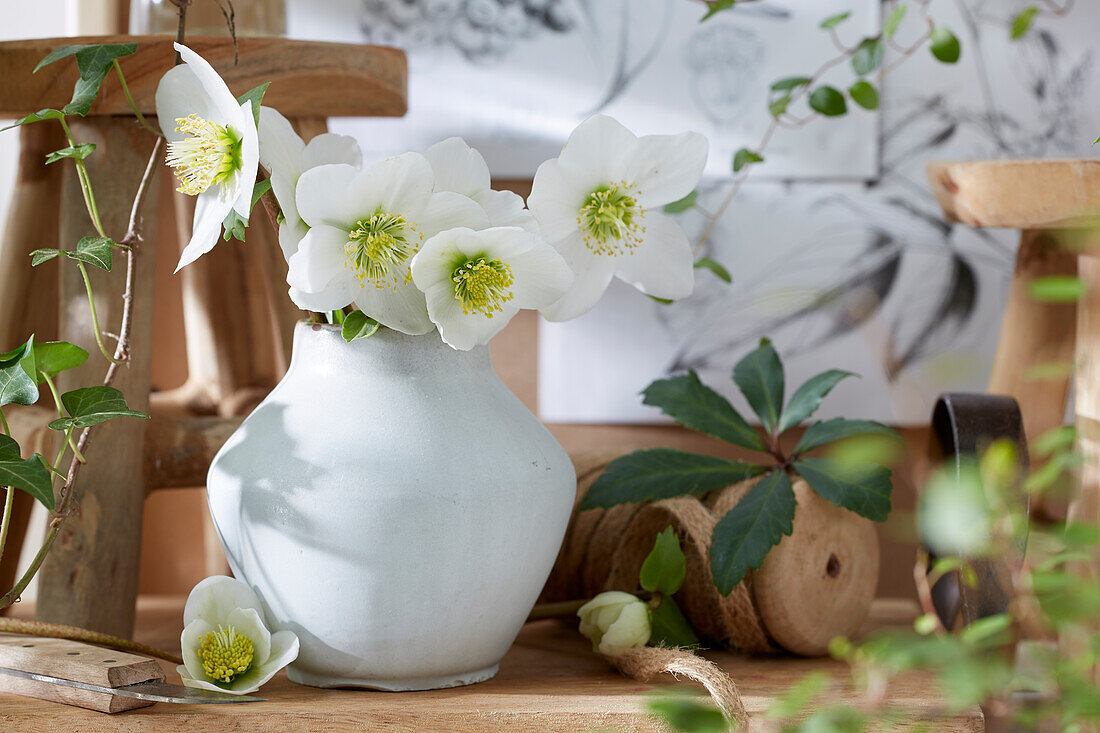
[793, 457, 893, 521]
[959, 613, 1011, 646]
[58, 43, 139, 117]
[1, 109, 65, 131]
[766, 671, 830, 720]
[700, 0, 737, 22]
[30, 249, 61, 266]
[0, 434, 19, 460]
[642, 372, 766, 451]
[648, 596, 700, 650]
[768, 95, 791, 118]
[68, 236, 114, 271]
[31, 341, 88, 380]
[851, 38, 884, 76]
[820, 11, 851, 29]
[663, 190, 698, 214]
[1033, 425, 1076, 457]
[770, 76, 812, 92]
[341, 310, 381, 343]
[0, 453, 55, 511]
[45, 143, 96, 165]
[1029, 275, 1086, 302]
[640, 526, 687, 595]
[34, 43, 87, 72]
[694, 257, 732, 284]
[1011, 6, 1039, 40]
[930, 27, 961, 64]
[0, 337, 39, 407]
[777, 370, 855, 434]
[647, 693, 729, 733]
[237, 82, 270, 127]
[710, 469, 796, 594]
[849, 81, 880, 110]
[884, 4, 908, 37]
[732, 147, 764, 173]
[221, 179, 273, 243]
[731, 339, 784, 434]
[808, 86, 848, 117]
[48, 386, 149, 431]
[793, 417, 899, 455]
[580, 448, 767, 511]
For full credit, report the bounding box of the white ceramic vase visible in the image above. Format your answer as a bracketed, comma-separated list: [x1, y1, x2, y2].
[206, 322, 576, 690]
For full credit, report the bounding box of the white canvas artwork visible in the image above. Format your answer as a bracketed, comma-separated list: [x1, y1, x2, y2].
[289, 0, 881, 179]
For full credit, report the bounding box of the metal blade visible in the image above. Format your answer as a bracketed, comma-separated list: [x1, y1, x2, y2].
[0, 666, 265, 704]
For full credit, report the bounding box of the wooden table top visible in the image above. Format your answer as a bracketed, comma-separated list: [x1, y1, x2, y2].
[0, 597, 982, 732]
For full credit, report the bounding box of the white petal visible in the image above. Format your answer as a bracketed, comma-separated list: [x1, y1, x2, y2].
[219, 630, 300, 695]
[257, 106, 305, 182]
[155, 66, 222, 143]
[353, 280, 433, 335]
[427, 280, 520, 351]
[418, 191, 490, 239]
[286, 225, 349, 292]
[424, 137, 491, 198]
[295, 164, 361, 228]
[626, 131, 708, 208]
[475, 189, 538, 232]
[410, 228, 471, 293]
[288, 280, 356, 313]
[528, 158, 586, 243]
[507, 244, 574, 310]
[302, 133, 362, 170]
[231, 100, 259, 219]
[614, 211, 695, 300]
[176, 191, 232, 272]
[347, 153, 434, 222]
[226, 607, 271, 666]
[269, 172, 299, 230]
[277, 219, 308, 262]
[540, 231, 616, 322]
[173, 43, 248, 130]
[178, 665, 238, 694]
[556, 115, 640, 191]
[184, 575, 266, 626]
[180, 618, 216, 684]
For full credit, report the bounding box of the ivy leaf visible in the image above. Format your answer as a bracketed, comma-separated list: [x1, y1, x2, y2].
[341, 310, 381, 343]
[580, 448, 766, 511]
[770, 76, 812, 92]
[642, 372, 766, 451]
[793, 457, 893, 521]
[808, 86, 848, 117]
[694, 257, 732, 284]
[45, 143, 96, 165]
[794, 418, 899, 456]
[221, 178, 273, 242]
[1, 108, 65, 131]
[34, 44, 87, 72]
[884, 4, 908, 37]
[710, 469, 795, 594]
[733, 147, 764, 173]
[820, 11, 851, 29]
[768, 95, 791, 118]
[663, 190, 698, 214]
[0, 435, 19, 460]
[60, 43, 139, 117]
[48, 386, 149, 431]
[700, 0, 737, 21]
[0, 337, 39, 407]
[640, 526, 687, 595]
[0, 452, 55, 511]
[30, 249, 61, 266]
[732, 339, 784, 435]
[849, 81, 881, 111]
[237, 82, 270, 127]
[68, 236, 114, 271]
[851, 38, 884, 76]
[648, 596, 700, 650]
[930, 27, 962, 64]
[31, 341, 89, 381]
[1011, 6, 1039, 40]
[778, 370, 855, 434]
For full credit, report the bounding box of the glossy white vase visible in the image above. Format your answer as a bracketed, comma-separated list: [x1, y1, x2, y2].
[206, 322, 575, 690]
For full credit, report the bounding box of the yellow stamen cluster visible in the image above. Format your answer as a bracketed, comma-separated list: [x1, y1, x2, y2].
[578, 183, 645, 257]
[166, 114, 242, 196]
[345, 210, 417, 290]
[198, 625, 254, 684]
[452, 257, 515, 318]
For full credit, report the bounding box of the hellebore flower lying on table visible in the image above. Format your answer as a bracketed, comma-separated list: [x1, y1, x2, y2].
[577, 591, 652, 657]
[179, 575, 299, 694]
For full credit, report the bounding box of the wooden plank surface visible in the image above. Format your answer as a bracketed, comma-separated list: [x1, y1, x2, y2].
[927, 159, 1100, 230]
[0, 36, 406, 118]
[0, 597, 982, 731]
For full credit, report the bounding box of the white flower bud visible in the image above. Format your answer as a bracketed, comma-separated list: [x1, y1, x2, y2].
[577, 591, 651, 656]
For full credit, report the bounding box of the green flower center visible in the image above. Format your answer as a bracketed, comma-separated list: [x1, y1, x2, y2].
[345, 209, 417, 289]
[198, 625, 254, 684]
[165, 114, 242, 196]
[452, 256, 515, 317]
[579, 184, 643, 256]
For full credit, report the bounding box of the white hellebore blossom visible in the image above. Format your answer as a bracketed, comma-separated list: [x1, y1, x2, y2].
[179, 575, 299, 694]
[257, 106, 362, 262]
[155, 43, 259, 272]
[285, 153, 488, 334]
[411, 226, 573, 350]
[528, 115, 708, 321]
[425, 137, 538, 233]
[577, 591, 652, 657]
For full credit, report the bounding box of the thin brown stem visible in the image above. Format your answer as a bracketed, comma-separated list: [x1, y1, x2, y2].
[527, 599, 588, 622]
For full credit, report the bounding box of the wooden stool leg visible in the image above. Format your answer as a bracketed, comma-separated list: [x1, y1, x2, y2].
[35, 118, 160, 638]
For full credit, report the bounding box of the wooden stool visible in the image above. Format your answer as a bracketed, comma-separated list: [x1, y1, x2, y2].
[0, 35, 406, 637]
[927, 159, 1100, 529]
